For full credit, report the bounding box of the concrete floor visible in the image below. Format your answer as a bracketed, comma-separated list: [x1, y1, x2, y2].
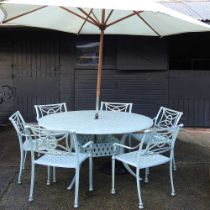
[0, 127, 210, 210]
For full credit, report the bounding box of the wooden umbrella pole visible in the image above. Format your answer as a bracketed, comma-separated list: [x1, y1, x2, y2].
[95, 28, 104, 119]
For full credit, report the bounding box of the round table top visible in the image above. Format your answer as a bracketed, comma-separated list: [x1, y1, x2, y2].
[38, 110, 153, 135]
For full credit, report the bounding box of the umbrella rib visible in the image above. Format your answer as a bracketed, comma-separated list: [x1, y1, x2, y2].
[106, 10, 142, 28]
[134, 11, 161, 37]
[3, 6, 47, 23]
[78, 8, 101, 27]
[60, 7, 96, 26]
[77, 9, 93, 35]
[91, 11, 100, 24]
[104, 10, 114, 25]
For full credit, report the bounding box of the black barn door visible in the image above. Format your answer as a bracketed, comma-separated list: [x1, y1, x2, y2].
[12, 31, 60, 122]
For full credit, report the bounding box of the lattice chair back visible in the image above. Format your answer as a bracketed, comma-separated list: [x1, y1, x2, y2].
[139, 124, 183, 158]
[24, 125, 78, 160]
[34, 103, 67, 121]
[100, 102, 133, 113]
[9, 111, 26, 147]
[153, 107, 183, 129]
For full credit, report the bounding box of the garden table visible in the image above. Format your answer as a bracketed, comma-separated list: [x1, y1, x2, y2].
[38, 110, 153, 176]
[38, 110, 153, 135]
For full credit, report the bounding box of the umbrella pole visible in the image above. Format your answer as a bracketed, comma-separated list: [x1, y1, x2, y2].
[95, 29, 104, 119]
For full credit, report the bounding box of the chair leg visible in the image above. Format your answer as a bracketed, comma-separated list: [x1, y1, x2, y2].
[67, 175, 76, 190]
[23, 151, 27, 170]
[47, 166, 51, 185]
[18, 150, 24, 184]
[173, 154, 176, 171]
[74, 168, 80, 208]
[52, 167, 56, 183]
[89, 156, 93, 191]
[111, 157, 116, 194]
[29, 163, 35, 202]
[146, 167, 150, 175]
[136, 168, 143, 209]
[170, 161, 176, 196]
[144, 168, 148, 183]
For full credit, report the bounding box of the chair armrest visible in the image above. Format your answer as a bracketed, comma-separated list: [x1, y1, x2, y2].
[113, 142, 140, 151]
[81, 141, 94, 149]
[25, 122, 37, 126]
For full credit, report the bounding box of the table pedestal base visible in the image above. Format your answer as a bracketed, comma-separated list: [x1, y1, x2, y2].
[100, 160, 128, 175]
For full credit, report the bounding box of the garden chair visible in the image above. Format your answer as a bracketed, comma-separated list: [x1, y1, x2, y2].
[34, 102, 68, 181]
[9, 111, 37, 184]
[34, 102, 67, 121]
[111, 124, 183, 209]
[9, 111, 55, 185]
[25, 124, 93, 208]
[132, 106, 183, 170]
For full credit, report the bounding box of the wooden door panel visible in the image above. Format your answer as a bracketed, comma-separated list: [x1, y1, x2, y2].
[12, 32, 61, 122]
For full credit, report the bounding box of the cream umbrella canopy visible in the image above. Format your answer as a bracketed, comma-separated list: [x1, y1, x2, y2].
[1, 0, 210, 119]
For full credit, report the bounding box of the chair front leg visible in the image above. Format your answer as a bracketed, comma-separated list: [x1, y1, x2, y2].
[18, 149, 24, 184]
[23, 151, 27, 170]
[74, 167, 80, 208]
[111, 156, 116, 194]
[169, 160, 176, 196]
[53, 167, 56, 183]
[29, 163, 35, 202]
[136, 168, 143, 209]
[144, 168, 148, 183]
[89, 156, 93, 191]
[172, 154, 176, 171]
[47, 166, 51, 185]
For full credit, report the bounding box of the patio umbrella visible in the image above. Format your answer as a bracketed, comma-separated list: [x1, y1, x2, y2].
[1, 0, 210, 119]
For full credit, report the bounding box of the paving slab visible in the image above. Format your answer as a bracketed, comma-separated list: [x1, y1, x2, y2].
[0, 127, 210, 210]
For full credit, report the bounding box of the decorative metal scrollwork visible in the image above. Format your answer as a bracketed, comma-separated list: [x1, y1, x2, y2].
[0, 85, 16, 104]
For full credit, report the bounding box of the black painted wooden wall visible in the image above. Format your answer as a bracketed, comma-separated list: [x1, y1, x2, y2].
[0, 29, 210, 127]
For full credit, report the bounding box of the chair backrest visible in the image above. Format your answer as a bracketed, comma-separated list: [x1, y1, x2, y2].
[9, 111, 27, 148]
[9, 111, 26, 137]
[100, 101, 133, 113]
[153, 106, 183, 129]
[25, 125, 79, 161]
[139, 124, 183, 158]
[34, 102, 67, 120]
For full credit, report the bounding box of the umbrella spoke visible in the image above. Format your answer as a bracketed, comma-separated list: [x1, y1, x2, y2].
[106, 10, 142, 28]
[60, 6, 96, 26]
[134, 10, 161, 37]
[3, 6, 47, 23]
[91, 10, 100, 25]
[78, 9, 94, 34]
[104, 9, 114, 25]
[78, 8, 100, 27]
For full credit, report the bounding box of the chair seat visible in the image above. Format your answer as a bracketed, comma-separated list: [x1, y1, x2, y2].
[132, 133, 169, 145]
[132, 133, 144, 142]
[115, 151, 170, 169]
[23, 140, 37, 151]
[34, 152, 89, 168]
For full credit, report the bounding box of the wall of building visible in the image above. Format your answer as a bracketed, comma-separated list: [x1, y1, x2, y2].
[0, 29, 210, 127]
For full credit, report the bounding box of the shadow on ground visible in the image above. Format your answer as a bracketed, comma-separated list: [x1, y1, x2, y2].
[0, 127, 210, 210]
